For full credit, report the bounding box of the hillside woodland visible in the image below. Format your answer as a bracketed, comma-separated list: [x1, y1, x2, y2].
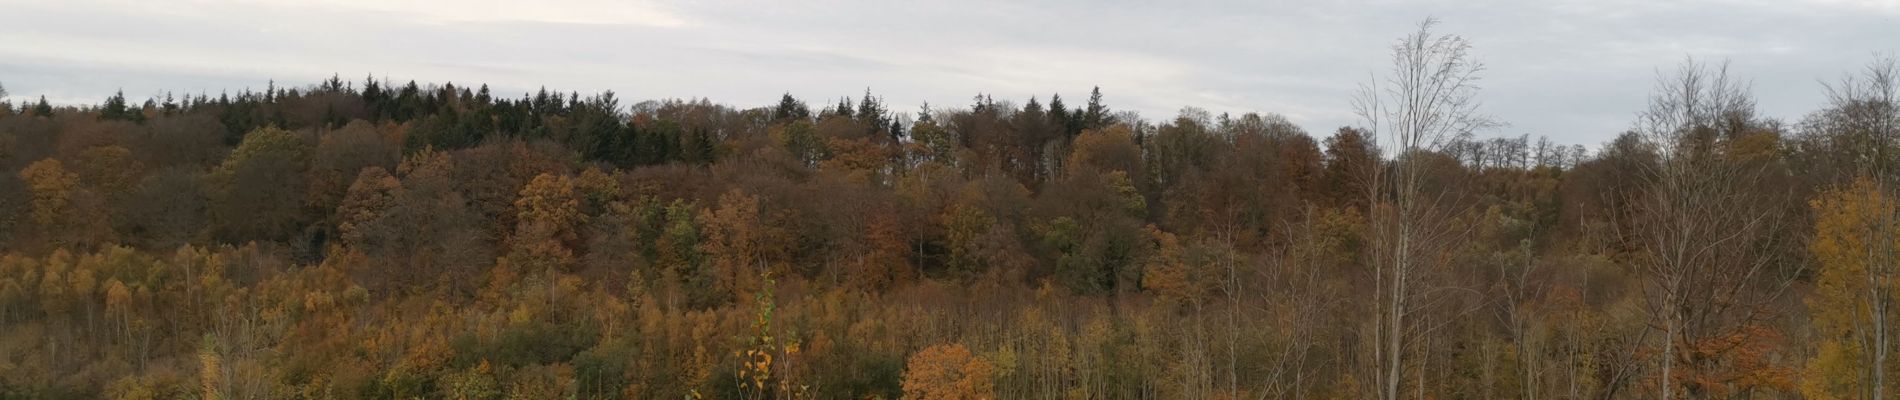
[1, 23, 1898, 399]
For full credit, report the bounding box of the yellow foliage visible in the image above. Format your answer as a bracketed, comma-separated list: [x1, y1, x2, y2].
[1803, 177, 1900, 398]
[336, 167, 400, 245]
[902, 343, 996, 400]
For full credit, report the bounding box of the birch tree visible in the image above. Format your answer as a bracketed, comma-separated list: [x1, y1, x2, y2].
[1634, 58, 1801, 399]
[1802, 55, 1900, 400]
[1351, 17, 1496, 400]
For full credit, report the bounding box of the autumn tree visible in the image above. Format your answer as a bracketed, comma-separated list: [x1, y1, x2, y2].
[1634, 58, 1800, 399]
[847, 211, 914, 292]
[208, 126, 311, 242]
[902, 343, 996, 400]
[335, 167, 400, 246]
[1350, 18, 1495, 400]
[351, 149, 488, 293]
[506, 173, 584, 276]
[122, 166, 209, 250]
[658, 199, 711, 306]
[907, 109, 958, 168]
[699, 189, 783, 305]
[1801, 56, 1900, 400]
[308, 121, 400, 220]
[18, 158, 110, 250]
[71, 145, 140, 202]
[1806, 178, 1900, 398]
[1323, 127, 1378, 210]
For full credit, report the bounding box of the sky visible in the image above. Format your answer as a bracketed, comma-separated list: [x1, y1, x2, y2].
[1, 0, 1896, 147]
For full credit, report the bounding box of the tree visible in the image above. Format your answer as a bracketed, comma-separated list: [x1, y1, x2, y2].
[1800, 56, 1900, 400]
[506, 173, 583, 275]
[355, 149, 488, 293]
[1806, 178, 1900, 399]
[19, 158, 109, 250]
[139, 114, 230, 168]
[208, 126, 311, 242]
[699, 189, 781, 305]
[1066, 125, 1144, 178]
[18, 159, 77, 230]
[1350, 18, 1496, 400]
[1322, 127, 1379, 210]
[1083, 86, 1114, 131]
[33, 95, 53, 117]
[1633, 58, 1799, 399]
[908, 116, 957, 167]
[72, 145, 141, 203]
[309, 121, 400, 218]
[335, 167, 400, 246]
[123, 167, 209, 250]
[101, 90, 133, 122]
[773, 93, 811, 122]
[848, 210, 914, 292]
[941, 203, 995, 280]
[1141, 226, 1206, 308]
[778, 120, 828, 168]
[902, 343, 995, 400]
[658, 199, 709, 306]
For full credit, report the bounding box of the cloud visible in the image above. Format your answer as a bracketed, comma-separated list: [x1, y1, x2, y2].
[207, 0, 695, 27]
[1, 0, 1895, 147]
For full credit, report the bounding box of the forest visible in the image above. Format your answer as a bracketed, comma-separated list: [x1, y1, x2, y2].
[0, 22, 1898, 400]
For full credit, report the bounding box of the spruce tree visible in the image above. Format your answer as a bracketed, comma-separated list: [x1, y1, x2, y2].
[1084, 86, 1113, 129]
[101, 90, 130, 121]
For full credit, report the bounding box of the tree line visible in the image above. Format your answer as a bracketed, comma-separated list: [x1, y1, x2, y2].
[0, 21, 1897, 399]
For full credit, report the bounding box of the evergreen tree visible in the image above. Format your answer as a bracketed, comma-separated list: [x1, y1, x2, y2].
[35, 95, 55, 117]
[1049, 93, 1077, 136]
[101, 90, 131, 121]
[687, 128, 717, 164]
[858, 88, 893, 141]
[321, 74, 346, 93]
[161, 92, 179, 115]
[833, 96, 854, 119]
[773, 92, 810, 122]
[362, 75, 385, 120]
[1084, 86, 1114, 130]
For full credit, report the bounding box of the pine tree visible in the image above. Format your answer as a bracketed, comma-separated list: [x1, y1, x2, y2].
[161, 92, 179, 115]
[831, 96, 854, 119]
[1048, 93, 1075, 136]
[321, 74, 346, 93]
[773, 92, 810, 122]
[362, 75, 385, 120]
[101, 90, 131, 121]
[1083, 86, 1113, 130]
[33, 95, 52, 117]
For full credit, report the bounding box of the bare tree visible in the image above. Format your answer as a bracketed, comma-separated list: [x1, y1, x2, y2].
[1633, 58, 1801, 399]
[1351, 17, 1498, 400]
[1805, 54, 1900, 400]
[1814, 55, 1900, 177]
[1493, 233, 1549, 400]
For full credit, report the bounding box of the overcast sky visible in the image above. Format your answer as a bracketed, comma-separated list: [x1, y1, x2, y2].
[2, 0, 1895, 147]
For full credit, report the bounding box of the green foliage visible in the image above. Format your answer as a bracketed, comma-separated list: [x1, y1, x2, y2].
[208, 126, 310, 242]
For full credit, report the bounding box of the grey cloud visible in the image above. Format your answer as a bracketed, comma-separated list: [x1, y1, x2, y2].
[1, 0, 1894, 148]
